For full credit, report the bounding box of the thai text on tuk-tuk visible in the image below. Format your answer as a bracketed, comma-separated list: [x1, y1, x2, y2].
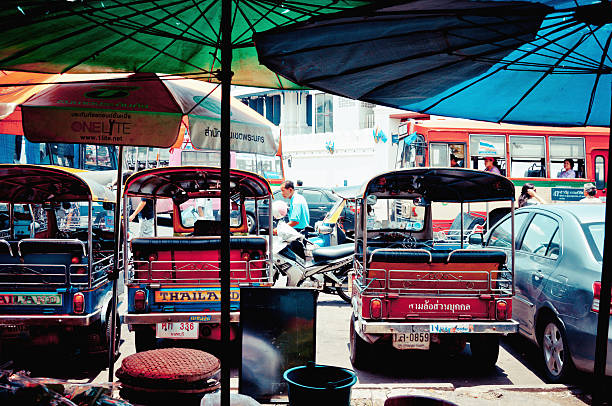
[121, 166, 273, 351]
[0, 164, 120, 357]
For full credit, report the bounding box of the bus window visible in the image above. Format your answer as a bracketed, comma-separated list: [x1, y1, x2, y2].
[550, 137, 585, 178]
[84, 145, 113, 170]
[470, 134, 506, 175]
[49, 143, 76, 168]
[430, 143, 465, 167]
[395, 134, 425, 169]
[236, 153, 257, 172]
[256, 155, 283, 179]
[595, 155, 606, 189]
[509, 136, 546, 178]
[182, 150, 220, 166]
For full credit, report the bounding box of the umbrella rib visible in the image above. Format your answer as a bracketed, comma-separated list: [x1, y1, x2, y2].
[421, 23, 590, 112]
[131, 0, 222, 72]
[57, 2, 214, 73]
[583, 32, 612, 125]
[451, 16, 603, 71]
[570, 0, 612, 66]
[498, 30, 592, 122]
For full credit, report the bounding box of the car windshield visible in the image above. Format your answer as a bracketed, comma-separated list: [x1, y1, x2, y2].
[367, 198, 425, 232]
[584, 222, 605, 261]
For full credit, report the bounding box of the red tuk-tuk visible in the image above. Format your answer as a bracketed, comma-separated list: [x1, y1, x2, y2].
[350, 168, 518, 368]
[121, 166, 272, 351]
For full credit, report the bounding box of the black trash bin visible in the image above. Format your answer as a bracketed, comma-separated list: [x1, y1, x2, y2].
[283, 362, 357, 406]
[384, 395, 459, 406]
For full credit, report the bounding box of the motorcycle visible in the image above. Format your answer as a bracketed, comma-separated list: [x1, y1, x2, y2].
[272, 219, 354, 303]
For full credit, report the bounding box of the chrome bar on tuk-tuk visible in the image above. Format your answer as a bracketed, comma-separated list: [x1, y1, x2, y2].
[88, 198, 93, 289]
[268, 194, 273, 283]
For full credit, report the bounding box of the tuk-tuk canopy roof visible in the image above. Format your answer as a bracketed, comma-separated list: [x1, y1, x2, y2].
[124, 166, 272, 199]
[0, 164, 115, 203]
[362, 168, 515, 203]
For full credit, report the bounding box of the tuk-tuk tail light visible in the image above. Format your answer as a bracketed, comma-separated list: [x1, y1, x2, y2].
[71, 256, 81, 264]
[148, 253, 158, 262]
[241, 251, 251, 262]
[370, 298, 383, 319]
[592, 282, 612, 314]
[495, 300, 508, 320]
[73, 293, 85, 314]
[134, 290, 147, 312]
[76, 267, 87, 274]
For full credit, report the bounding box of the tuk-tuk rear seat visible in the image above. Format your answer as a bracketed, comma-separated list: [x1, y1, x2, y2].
[364, 248, 507, 294]
[0, 239, 18, 264]
[131, 237, 268, 283]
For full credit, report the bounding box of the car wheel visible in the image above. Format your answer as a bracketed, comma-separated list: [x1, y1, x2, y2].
[470, 334, 500, 369]
[349, 315, 370, 369]
[539, 317, 573, 383]
[246, 213, 256, 233]
[135, 327, 157, 353]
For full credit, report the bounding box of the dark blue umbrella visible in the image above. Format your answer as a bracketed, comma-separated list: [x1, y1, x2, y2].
[255, 0, 608, 126]
[256, 0, 612, 402]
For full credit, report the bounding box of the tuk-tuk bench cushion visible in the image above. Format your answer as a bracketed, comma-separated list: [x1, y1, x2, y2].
[18, 239, 86, 256]
[0, 239, 17, 264]
[367, 248, 506, 264]
[131, 237, 267, 252]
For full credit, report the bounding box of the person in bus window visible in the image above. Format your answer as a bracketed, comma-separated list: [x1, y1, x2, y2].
[450, 154, 460, 168]
[518, 183, 546, 207]
[580, 183, 602, 203]
[557, 158, 576, 178]
[483, 157, 501, 175]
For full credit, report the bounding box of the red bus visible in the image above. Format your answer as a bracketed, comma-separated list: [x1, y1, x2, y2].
[394, 116, 608, 229]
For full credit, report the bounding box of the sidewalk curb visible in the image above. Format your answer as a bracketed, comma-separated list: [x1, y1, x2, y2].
[454, 384, 575, 393]
[353, 383, 455, 391]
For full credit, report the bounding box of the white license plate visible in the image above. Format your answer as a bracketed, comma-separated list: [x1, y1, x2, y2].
[392, 331, 430, 350]
[156, 322, 199, 339]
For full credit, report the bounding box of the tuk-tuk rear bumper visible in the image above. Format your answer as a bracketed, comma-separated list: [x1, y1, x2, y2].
[0, 308, 102, 327]
[359, 318, 519, 335]
[123, 311, 240, 325]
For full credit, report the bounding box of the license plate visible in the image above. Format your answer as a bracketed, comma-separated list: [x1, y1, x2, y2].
[155, 322, 199, 339]
[392, 331, 430, 350]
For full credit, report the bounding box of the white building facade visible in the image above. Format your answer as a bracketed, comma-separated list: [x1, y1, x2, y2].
[235, 88, 405, 188]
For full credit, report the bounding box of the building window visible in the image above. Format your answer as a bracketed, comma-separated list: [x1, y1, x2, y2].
[469, 134, 506, 175]
[315, 93, 333, 133]
[264, 95, 281, 126]
[306, 95, 312, 127]
[549, 136, 585, 178]
[338, 98, 355, 108]
[509, 135, 546, 178]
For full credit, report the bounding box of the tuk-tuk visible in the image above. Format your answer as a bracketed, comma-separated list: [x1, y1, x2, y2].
[0, 164, 120, 357]
[350, 168, 518, 368]
[122, 166, 273, 351]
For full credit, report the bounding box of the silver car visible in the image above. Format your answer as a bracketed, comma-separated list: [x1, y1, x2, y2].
[482, 204, 608, 382]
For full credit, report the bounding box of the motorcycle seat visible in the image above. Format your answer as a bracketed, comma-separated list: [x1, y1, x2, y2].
[312, 243, 354, 263]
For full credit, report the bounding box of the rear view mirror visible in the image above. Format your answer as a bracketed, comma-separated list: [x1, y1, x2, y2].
[103, 202, 114, 211]
[469, 233, 484, 246]
[317, 224, 333, 235]
[366, 195, 377, 205]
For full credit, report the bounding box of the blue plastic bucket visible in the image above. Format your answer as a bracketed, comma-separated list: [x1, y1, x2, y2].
[283, 362, 357, 406]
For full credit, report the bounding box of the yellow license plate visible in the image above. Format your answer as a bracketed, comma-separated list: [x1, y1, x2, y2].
[154, 289, 239, 303]
[392, 331, 430, 350]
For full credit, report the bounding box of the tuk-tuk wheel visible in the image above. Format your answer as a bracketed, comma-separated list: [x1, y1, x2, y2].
[135, 327, 157, 353]
[469, 334, 499, 369]
[349, 315, 370, 369]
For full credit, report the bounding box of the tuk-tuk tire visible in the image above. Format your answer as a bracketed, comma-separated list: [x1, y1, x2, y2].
[349, 315, 370, 369]
[135, 327, 157, 353]
[469, 334, 499, 369]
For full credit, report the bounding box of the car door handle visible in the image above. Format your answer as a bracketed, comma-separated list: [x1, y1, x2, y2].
[532, 271, 545, 283]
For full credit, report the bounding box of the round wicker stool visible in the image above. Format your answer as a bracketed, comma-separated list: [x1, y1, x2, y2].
[116, 348, 220, 405]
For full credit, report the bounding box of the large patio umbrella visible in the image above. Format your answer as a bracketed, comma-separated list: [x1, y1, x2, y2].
[0, 71, 60, 119]
[0, 2, 378, 403]
[255, 0, 612, 402]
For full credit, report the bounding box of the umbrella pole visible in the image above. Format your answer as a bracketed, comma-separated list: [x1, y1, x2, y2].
[220, 0, 232, 405]
[593, 95, 612, 405]
[108, 145, 124, 382]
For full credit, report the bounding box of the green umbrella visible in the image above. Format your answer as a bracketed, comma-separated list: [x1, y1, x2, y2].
[0, 1, 376, 404]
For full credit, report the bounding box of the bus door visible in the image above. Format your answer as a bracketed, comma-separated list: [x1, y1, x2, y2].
[592, 149, 608, 199]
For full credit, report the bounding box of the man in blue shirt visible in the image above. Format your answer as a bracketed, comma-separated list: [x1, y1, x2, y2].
[280, 180, 310, 232]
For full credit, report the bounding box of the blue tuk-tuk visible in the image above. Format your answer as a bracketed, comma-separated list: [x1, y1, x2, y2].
[0, 164, 122, 358]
